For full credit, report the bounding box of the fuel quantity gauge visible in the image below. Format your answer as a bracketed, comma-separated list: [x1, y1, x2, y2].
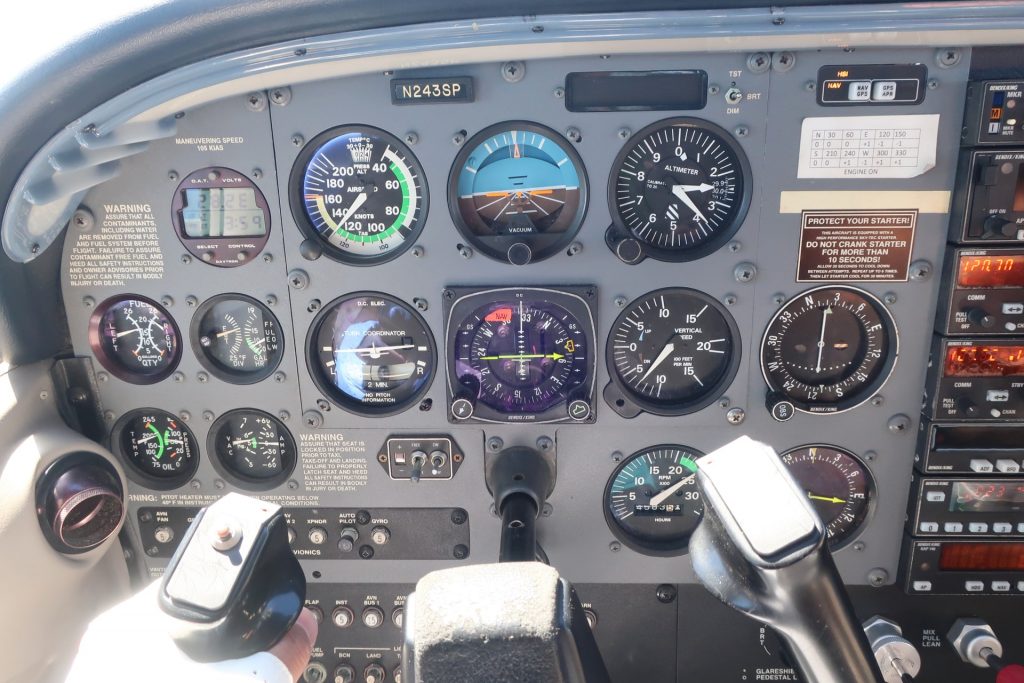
[113, 409, 199, 488]
[209, 409, 296, 489]
[192, 294, 284, 383]
[604, 445, 705, 555]
[89, 296, 181, 384]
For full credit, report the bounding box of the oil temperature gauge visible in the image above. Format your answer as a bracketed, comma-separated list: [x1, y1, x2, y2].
[604, 445, 705, 555]
[209, 409, 296, 489]
[191, 294, 284, 383]
[112, 409, 199, 488]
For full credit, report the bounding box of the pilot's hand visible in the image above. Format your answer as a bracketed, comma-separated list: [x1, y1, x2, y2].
[66, 581, 318, 683]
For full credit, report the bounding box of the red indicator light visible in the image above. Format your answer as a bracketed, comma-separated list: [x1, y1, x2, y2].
[957, 254, 1024, 287]
[939, 542, 1024, 571]
[991, 106, 1004, 121]
[944, 345, 1024, 377]
[484, 308, 513, 323]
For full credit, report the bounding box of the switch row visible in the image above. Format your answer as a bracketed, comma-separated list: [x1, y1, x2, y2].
[918, 521, 1024, 534]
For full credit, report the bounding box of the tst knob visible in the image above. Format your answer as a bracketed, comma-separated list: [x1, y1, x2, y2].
[363, 663, 386, 683]
[957, 397, 980, 418]
[967, 307, 997, 329]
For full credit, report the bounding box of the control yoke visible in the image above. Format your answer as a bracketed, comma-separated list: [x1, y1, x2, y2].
[690, 436, 885, 683]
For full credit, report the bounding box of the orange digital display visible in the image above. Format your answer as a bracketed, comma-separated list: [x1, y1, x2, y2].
[944, 345, 1024, 377]
[940, 542, 1024, 571]
[958, 254, 1024, 287]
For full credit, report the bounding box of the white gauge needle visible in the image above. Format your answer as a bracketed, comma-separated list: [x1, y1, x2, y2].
[674, 183, 714, 193]
[638, 342, 675, 383]
[338, 192, 368, 225]
[115, 328, 141, 338]
[671, 185, 709, 224]
[649, 473, 697, 507]
[332, 344, 415, 354]
[232, 439, 281, 447]
[815, 307, 832, 373]
[216, 328, 239, 338]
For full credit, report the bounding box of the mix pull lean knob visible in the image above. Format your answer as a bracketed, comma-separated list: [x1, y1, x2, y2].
[158, 492, 306, 662]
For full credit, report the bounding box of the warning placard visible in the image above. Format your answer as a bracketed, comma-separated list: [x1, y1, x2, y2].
[797, 209, 916, 282]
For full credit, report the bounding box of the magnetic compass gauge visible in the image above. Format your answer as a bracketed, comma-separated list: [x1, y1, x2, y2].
[604, 445, 706, 555]
[607, 117, 751, 264]
[449, 121, 588, 264]
[191, 294, 284, 383]
[605, 288, 741, 417]
[209, 409, 296, 489]
[761, 286, 898, 415]
[112, 409, 199, 489]
[291, 125, 428, 265]
[308, 292, 436, 416]
[779, 445, 874, 548]
[89, 296, 181, 384]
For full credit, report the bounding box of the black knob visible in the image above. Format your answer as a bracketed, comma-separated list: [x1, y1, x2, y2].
[983, 215, 1019, 238]
[451, 395, 475, 420]
[957, 397, 980, 418]
[507, 242, 533, 265]
[966, 307, 997, 329]
[615, 237, 644, 264]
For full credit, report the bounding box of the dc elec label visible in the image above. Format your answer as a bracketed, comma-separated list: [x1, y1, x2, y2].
[797, 209, 917, 282]
[391, 77, 474, 105]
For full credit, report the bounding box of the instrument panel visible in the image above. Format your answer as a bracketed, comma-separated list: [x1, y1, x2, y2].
[59, 48, 966, 591]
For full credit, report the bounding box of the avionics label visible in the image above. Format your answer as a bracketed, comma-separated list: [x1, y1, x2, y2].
[797, 209, 916, 282]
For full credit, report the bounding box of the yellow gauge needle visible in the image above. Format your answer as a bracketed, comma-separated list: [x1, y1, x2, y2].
[479, 352, 565, 361]
[807, 492, 846, 504]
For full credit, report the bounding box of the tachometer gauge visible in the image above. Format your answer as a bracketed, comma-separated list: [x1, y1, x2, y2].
[209, 409, 296, 489]
[446, 287, 596, 423]
[308, 292, 436, 416]
[606, 118, 751, 264]
[449, 121, 588, 264]
[761, 286, 898, 416]
[89, 296, 181, 384]
[605, 288, 741, 417]
[112, 409, 198, 488]
[291, 125, 427, 265]
[191, 294, 284, 383]
[604, 445, 705, 555]
[779, 445, 873, 548]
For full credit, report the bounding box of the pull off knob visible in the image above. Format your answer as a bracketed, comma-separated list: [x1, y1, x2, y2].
[967, 307, 997, 329]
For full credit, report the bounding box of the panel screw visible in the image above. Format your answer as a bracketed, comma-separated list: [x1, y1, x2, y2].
[453, 544, 469, 560]
[487, 436, 504, 452]
[719, 397, 731, 408]
[287, 269, 310, 290]
[804, 80, 816, 92]
[307, 299, 321, 313]
[909, 260, 932, 281]
[852, 541, 866, 552]
[412, 245, 425, 258]
[291, 134, 305, 147]
[262, 253, 273, 263]
[655, 584, 677, 603]
[724, 294, 738, 306]
[734, 125, 749, 138]
[245, 92, 267, 111]
[316, 399, 330, 411]
[359, 545, 375, 559]
[214, 479, 225, 489]
[747, 52, 771, 74]
[458, 244, 474, 259]
[303, 410, 323, 428]
[252, 168, 263, 179]
[867, 568, 889, 587]
[708, 84, 721, 95]
[734, 262, 757, 283]
[269, 87, 291, 106]
[609, 541, 621, 552]
[452, 130, 467, 146]
[173, 372, 185, 384]
[413, 298, 428, 311]
[611, 451, 623, 462]
[935, 48, 962, 68]
[772, 293, 786, 305]
[168, 170, 179, 181]
[72, 208, 95, 231]
[565, 127, 582, 143]
[185, 295, 198, 308]
[883, 292, 897, 305]
[726, 407, 746, 425]
[39, 391, 49, 400]
[97, 372, 108, 383]
[404, 131, 419, 145]
[553, 86, 565, 99]
[419, 399, 432, 412]
[501, 61, 526, 83]
[617, 127, 632, 140]
[567, 241, 583, 256]
[772, 51, 796, 72]
[180, 411, 191, 422]
[614, 296, 628, 308]
[928, 79, 939, 90]
[202, 410, 214, 422]
[887, 414, 912, 434]
[536, 436, 554, 452]
[728, 241, 742, 253]
[83, 296, 95, 308]
[103, 410, 115, 421]
[444, 289, 456, 301]
[274, 372, 287, 383]
[278, 410, 290, 421]
[451, 509, 468, 525]
[871, 395, 884, 406]
[541, 503, 553, 517]
[864, 450, 877, 462]
[287, 480, 298, 490]
[197, 372, 209, 383]
[265, 294, 277, 306]
[180, 254, 192, 264]
[160, 296, 174, 307]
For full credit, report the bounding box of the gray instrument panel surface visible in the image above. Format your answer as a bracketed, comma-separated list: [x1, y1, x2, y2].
[61, 48, 969, 585]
